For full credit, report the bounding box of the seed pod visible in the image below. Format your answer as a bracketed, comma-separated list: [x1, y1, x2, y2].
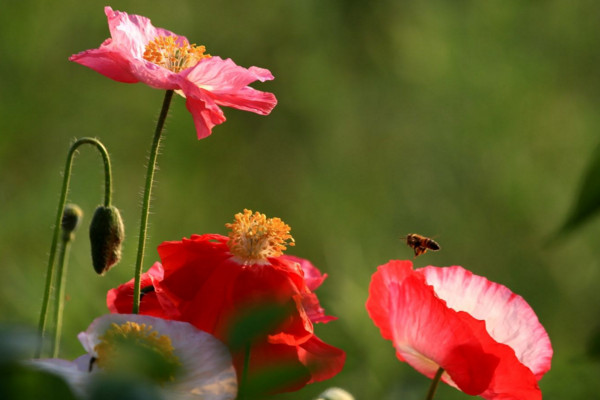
[61, 204, 83, 242]
[89, 205, 124, 275]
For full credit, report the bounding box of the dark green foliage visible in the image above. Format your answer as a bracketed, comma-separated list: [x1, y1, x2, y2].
[0, 325, 77, 400]
[558, 144, 600, 236]
[88, 375, 164, 400]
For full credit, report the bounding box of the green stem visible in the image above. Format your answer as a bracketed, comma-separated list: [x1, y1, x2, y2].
[35, 137, 112, 358]
[238, 342, 252, 400]
[49, 235, 73, 357]
[425, 367, 444, 400]
[132, 90, 174, 314]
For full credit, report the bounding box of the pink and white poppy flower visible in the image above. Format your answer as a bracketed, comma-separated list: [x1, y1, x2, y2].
[28, 314, 237, 400]
[366, 260, 553, 400]
[70, 7, 277, 139]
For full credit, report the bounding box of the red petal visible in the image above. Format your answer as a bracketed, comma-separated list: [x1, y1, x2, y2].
[106, 262, 173, 318]
[297, 335, 346, 384]
[281, 255, 328, 291]
[157, 234, 313, 344]
[420, 266, 553, 380]
[367, 261, 544, 399]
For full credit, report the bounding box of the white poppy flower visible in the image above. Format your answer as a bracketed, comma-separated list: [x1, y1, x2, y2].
[28, 314, 237, 400]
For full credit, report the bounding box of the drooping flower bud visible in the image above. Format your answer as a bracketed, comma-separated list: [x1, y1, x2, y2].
[61, 204, 83, 242]
[89, 205, 125, 275]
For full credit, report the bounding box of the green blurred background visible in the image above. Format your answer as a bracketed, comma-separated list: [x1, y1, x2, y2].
[2, 0, 600, 398]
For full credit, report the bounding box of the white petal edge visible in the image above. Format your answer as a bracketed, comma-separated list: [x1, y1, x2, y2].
[419, 266, 552, 378]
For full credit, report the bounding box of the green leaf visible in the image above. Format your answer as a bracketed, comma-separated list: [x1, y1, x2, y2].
[557, 144, 600, 236]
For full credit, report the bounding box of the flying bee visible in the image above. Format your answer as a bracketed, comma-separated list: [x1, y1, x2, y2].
[404, 233, 440, 257]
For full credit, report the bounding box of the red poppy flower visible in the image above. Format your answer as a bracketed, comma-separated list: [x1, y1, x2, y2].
[366, 260, 552, 400]
[107, 210, 344, 394]
[70, 7, 277, 139]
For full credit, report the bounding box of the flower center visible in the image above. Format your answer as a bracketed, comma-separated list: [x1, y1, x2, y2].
[226, 209, 295, 264]
[143, 35, 210, 73]
[94, 322, 181, 384]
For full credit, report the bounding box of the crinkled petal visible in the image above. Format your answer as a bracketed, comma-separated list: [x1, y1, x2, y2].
[209, 86, 278, 115]
[297, 336, 346, 385]
[301, 292, 336, 324]
[69, 41, 139, 83]
[281, 255, 336, 324]
[70, 7, 181, 90]
[183, 57, 274, 90]
[181, 56, 277, 116]
[419, 266, 553, 380]
[71, 9, 278, 140]
[282, 255, 327, 291]
[367, 261, 543, 399]
[104, 7, 184, 60]
[367, 261, 497, 394]
[183, 95, 226, 139]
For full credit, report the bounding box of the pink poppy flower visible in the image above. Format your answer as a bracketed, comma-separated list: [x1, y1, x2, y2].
[70, 7, 277, 139]
[366, 260, 553, 400]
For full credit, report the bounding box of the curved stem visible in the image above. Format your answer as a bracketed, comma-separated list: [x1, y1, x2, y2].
[425, 367, 444, 400]
[132, 90, 174, 314]
[35, 137, 112, 358]
[50, 235, 73, 357]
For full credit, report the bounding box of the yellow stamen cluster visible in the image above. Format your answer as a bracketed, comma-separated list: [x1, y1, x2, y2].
[143, 35, 210, 73]
[226, 209, 295, 263]
[94, 322, 181, 383]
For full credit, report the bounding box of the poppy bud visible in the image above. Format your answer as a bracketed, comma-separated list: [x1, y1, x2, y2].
[89, 205, 125, 275]
[61, 204, 83, 242]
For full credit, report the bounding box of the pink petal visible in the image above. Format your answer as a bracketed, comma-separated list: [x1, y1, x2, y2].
[184, 56, 274, 89]
[365, 260, 413, 342]
[69, 41, 139, 83]
[104, 7, 184, 59]
[301, 292, 336, 324]
[104, 7, 183, 89]
[367, 261, 545, 399]
[281, 255, 327, 291]
[184, 95, 226, 139]
[419, 266, 553, 379]
[182, 56, 277, 115]
[280, 255, 335, 324]
[70, 7, 181, 90]
[211, 86, 278, 115]
[367, 261, 497, 395]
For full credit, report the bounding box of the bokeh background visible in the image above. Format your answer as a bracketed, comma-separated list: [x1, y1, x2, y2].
[2, 1, 600, 399]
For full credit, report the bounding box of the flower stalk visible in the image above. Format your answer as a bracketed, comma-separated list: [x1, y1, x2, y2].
[50, 205, 83, 357]
[425, 367, 444, 400]
[132, 89, 174, 314]
[36, 138, 112, 357]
